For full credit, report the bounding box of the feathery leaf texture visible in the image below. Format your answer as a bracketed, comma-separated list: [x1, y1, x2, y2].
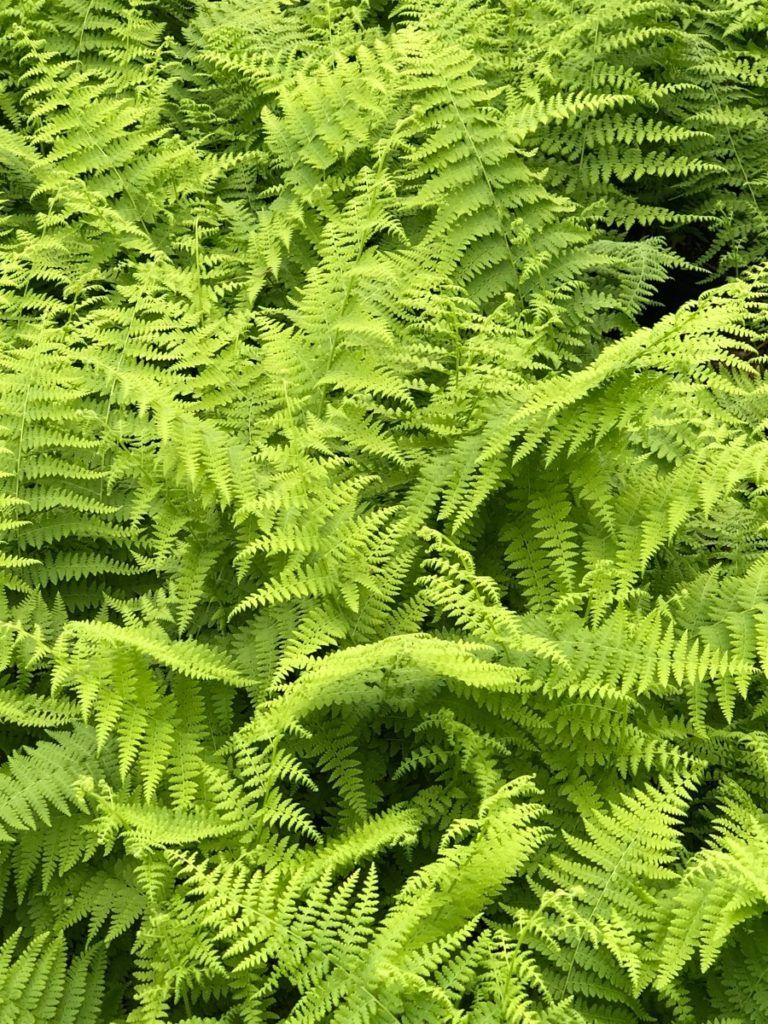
[0, 0, 768, 1020]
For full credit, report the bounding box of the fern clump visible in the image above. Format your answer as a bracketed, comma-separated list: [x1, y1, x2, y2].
[1, 0, 768, 1020]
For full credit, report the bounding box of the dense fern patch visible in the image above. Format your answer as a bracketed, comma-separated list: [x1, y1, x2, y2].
[1, 0, 768, 1020]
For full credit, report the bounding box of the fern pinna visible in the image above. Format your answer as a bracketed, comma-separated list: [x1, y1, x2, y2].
[1, 0, 768, 1021]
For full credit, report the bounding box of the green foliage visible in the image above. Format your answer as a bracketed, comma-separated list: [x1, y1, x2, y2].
[1, 0, 768, 1020]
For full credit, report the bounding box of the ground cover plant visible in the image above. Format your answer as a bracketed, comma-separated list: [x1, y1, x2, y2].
[1, 0, 768, 1020]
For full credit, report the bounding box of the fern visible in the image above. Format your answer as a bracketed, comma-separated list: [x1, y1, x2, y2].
[1, 0, 768, 1020]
